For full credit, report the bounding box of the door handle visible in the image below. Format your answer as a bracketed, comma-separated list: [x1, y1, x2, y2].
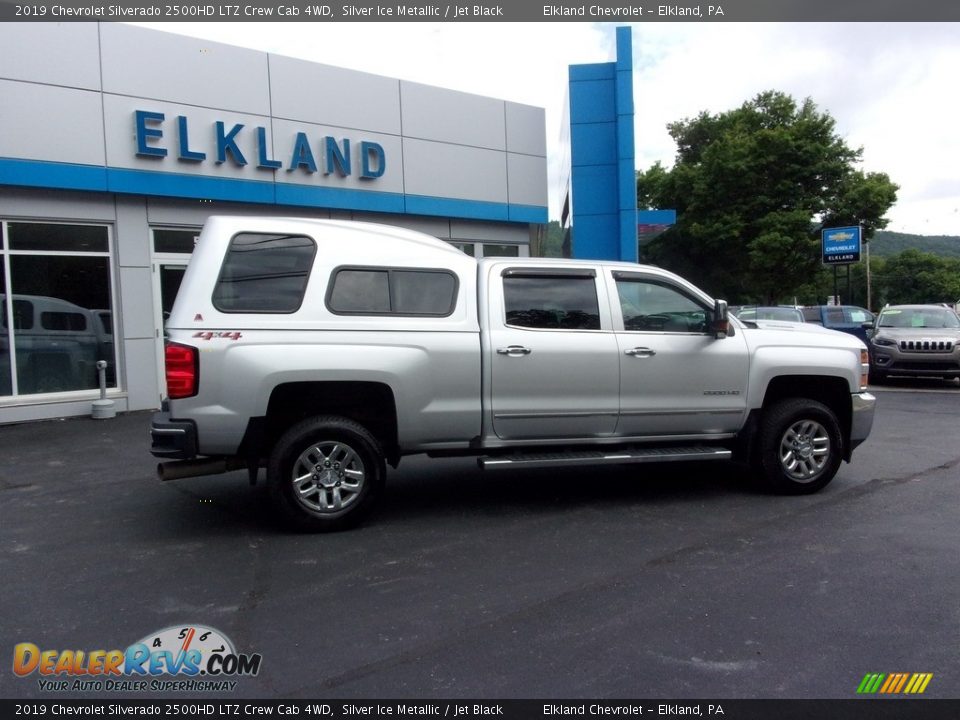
[497, 345, 532, 357]
[625, 347, 656, 358]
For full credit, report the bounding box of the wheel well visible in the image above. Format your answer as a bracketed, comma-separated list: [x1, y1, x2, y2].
[250, 382, 400, 466]
[760, 375, 853, 457]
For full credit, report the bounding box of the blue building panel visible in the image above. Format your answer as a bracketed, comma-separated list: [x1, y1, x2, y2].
[509, 204, 549, 224]
[571, 164, 618, 216]
[571, 214, 620, 261]
[0, 158, 108, 193]
[276, 183, 406, 214]
[405, 195, 510, 222]
[107, 167, 276, 205]
[568, 64, 615, 82]
[568, 80, 616, 125]
[638, 209, 677, 225]
[570, 123, 617, 167]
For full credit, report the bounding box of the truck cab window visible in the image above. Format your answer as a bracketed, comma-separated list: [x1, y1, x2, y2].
[503, 275, 600, 330]
[616, 279, 708, 333]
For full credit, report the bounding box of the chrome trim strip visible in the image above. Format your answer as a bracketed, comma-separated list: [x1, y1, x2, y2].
[494, 411, 619, 419]
[480, 447, 733, 471]
[619, 408, 743, 417]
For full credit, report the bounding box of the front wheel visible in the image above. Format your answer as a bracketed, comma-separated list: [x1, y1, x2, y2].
[753, 399, 843, 495]
[268, 416, 386, 532]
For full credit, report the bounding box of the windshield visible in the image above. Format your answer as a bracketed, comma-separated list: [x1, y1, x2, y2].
[878, 307, 960, 329]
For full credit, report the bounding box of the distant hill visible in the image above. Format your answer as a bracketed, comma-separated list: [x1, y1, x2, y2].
[868, 231, 960, 258]
[538, 224, 960, 259]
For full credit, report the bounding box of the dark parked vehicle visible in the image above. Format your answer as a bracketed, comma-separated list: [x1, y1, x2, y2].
[866, 304, 960, 383]
[802, 305, 875, 344]
[731, 306, 804, 323]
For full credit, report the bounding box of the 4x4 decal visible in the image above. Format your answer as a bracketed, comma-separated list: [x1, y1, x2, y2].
[192, 331, 242, 341]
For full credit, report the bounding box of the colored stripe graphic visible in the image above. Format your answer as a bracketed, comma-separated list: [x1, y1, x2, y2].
[857, 673, 932, 694]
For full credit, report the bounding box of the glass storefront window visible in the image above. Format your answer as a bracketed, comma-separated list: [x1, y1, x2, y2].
[153, 229, 199, 255]
[449, 242, 476, 257]
[482, 244, 520, 257]
[1, 222, 116, 397]
[9, 223, 108, 253]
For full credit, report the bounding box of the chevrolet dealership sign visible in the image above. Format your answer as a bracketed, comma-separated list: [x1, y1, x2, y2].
[134, 110, 387, 179]
[821, 226, 862, 265]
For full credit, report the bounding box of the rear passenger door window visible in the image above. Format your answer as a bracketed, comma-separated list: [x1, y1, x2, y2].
[502, 272, 601, 330]
[213, 233, 316, 313]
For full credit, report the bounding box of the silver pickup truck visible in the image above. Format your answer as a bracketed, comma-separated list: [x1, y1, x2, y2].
[151, 216, 875, 531]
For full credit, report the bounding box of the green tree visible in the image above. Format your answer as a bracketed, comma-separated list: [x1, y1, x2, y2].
[873, 249, 960, 305]
[638, 91, 898, 303]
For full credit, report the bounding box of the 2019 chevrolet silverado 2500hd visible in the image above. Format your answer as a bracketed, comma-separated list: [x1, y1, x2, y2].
[151, 217, 875, 531]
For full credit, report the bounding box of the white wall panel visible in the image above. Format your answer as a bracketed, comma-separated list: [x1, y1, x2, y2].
[118, 266, 155, 341]
[508, 153, 549, 207]
[269, 56, 402, 135]
[0, 188, 116, 222]
[451, 220, 528, 243]
[401, 82, 506, 150]
[0, 80, 105, 166]
[100, 24, 270, 116]
[403, 139, 506, 203]
[122, 338, 160, 411]
[114, 196, 150, 268]
[506, 102, 547, 157]
[0, 23, 101, 90]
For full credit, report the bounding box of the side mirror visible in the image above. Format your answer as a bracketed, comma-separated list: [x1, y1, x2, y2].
[862, 321, 875, 339]
[713, 299, 733, 339]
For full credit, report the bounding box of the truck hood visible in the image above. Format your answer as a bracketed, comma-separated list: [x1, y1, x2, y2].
[742, 319, 867, 350]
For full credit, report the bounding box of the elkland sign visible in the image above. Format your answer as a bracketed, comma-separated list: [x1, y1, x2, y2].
[134, 110, 387, 180]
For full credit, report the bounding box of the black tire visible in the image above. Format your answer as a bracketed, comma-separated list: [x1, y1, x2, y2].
[753, 398, 843, 495]
[268, 415, 386, 532]
[869, 367, 887, 385]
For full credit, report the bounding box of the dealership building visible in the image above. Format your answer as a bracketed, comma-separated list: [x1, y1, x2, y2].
[0, 22, 549, 423]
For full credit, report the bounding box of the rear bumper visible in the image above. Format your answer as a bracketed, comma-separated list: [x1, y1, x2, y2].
[150, 411, 198, 459]
[849, 392, 876, 452]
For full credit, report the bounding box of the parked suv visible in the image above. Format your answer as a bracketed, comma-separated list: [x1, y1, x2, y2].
[867, 304, 960, 382]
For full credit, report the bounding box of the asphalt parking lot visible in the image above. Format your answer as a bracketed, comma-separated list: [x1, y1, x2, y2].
[1, 382, 958, 702]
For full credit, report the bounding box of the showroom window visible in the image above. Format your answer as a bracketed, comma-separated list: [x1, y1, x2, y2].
[0, 221, 116, 397]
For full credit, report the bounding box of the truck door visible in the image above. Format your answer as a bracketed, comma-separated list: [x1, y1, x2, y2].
[488, 267, 619, 440]
[611, 271, 749, 437]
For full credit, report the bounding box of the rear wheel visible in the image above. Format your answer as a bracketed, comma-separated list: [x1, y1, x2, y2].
[268, 415, 385, 532]
[754, 398, 843, 494]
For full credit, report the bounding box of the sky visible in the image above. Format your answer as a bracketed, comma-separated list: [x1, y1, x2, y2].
[134, 21, 960, 236]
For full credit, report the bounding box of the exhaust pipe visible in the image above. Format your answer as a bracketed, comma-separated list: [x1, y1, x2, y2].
[157, 457, 247, 482]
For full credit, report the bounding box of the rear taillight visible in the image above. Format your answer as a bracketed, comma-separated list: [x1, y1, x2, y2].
[165, 342, 198, 399]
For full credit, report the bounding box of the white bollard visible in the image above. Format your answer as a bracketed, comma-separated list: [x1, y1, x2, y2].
[91, 360, 116, 419]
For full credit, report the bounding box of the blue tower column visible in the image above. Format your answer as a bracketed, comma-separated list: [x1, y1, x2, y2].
[568, 26, 638, 262]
